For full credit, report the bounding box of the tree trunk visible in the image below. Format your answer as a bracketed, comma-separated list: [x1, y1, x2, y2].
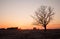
[44, 25, 46, 32]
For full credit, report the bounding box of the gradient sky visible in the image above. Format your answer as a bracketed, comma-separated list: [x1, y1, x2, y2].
[0, 0, 60, 29]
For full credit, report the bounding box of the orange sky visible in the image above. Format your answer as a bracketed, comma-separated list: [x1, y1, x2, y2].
[0, 0, 60, 29]
[0, 23, 60, 29]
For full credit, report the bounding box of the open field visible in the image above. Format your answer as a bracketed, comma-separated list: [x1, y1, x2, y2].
[0, 28, 60, 39]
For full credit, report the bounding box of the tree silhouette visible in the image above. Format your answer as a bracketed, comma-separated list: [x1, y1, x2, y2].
[31, 6, 54, 32]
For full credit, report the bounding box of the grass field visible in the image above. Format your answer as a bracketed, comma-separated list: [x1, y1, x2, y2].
[0, 28, 60, 39]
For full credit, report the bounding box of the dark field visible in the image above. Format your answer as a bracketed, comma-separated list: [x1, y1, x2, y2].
[0, 28, 60, 39]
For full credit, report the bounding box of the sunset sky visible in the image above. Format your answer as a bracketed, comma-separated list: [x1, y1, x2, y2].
[0, 0, 60, 29]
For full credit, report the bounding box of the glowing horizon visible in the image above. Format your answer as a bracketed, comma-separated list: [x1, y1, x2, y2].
[0, 0, 60, 29]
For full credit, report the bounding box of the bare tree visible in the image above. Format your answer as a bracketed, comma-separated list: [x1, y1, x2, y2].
[31, 6, 54, 32]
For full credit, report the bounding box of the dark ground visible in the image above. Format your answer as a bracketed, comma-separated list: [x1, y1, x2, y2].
[0, 28, 60, 39]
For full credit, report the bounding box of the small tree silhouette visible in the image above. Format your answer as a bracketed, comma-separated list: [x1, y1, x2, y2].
[31, 6, 54, 32]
